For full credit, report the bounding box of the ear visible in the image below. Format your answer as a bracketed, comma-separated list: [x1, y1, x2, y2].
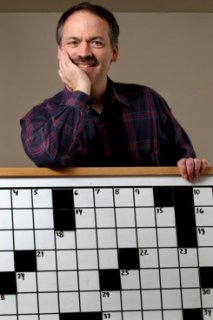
[111, 45, 119, 62]
[57, 46, 62, 60]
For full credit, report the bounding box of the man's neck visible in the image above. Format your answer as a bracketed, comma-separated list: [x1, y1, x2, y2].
[91, 78, 108, 113]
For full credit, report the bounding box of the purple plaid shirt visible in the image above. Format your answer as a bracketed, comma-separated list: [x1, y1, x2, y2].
[20, 78, 196, 167]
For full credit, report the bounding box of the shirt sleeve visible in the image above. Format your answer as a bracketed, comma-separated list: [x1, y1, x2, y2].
[20, 89, 92, 167]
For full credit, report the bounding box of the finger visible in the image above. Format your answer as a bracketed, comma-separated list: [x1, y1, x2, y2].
[199, 159, 209, 174]
[193, 158, 202, 179]
[185, 158, 197, 181]
[177, 158, 188, 180]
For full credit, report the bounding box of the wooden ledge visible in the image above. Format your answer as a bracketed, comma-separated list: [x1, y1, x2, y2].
[0, 167, 212, 177]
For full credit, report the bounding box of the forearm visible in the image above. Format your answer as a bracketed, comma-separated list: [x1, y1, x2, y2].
[20, 91, 91, 167]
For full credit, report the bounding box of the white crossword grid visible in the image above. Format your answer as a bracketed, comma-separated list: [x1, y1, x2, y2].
[0, 178, 213, 320]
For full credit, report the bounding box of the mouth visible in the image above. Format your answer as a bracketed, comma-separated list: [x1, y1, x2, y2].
[70, 57, 98, 68]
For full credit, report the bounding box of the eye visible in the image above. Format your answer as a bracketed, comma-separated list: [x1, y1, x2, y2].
[91, 39, 104, 48]
[67, 39, 79, 47]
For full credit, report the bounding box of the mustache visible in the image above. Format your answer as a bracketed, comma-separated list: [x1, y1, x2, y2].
[70, 56, 99, 67]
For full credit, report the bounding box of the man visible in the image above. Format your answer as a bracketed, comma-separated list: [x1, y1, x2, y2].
[20, 2, 208, 180]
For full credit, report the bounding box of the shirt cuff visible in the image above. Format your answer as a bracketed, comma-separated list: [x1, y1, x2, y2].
[63, 87, 93, 111]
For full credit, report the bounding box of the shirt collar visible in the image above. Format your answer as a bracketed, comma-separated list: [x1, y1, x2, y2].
[107, 78, 132, 108]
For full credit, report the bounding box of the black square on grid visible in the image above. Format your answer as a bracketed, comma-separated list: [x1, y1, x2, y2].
[52, 189, 74, 209]
[14, 250, 37, 272]
[199, 267, 213, 288]
[183, 308, 203, 320]
[99, 269, 121, 291]
[60, 313, 102, 320]
[118, 248, 140, 269]
[153, 187, 174, 207]
[176, 227, 197, 248]
[0, 272, 17, 294]
[53, 209, 76, 231]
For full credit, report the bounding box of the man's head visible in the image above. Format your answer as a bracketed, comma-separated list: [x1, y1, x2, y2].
[57, 2, 119, 88]
[56, 2, 119, 50]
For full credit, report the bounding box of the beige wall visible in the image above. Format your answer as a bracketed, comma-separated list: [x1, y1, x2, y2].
[0, 12, 212, 167]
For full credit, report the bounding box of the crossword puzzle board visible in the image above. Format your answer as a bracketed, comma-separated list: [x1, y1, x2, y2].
[0, 168, 213, 320]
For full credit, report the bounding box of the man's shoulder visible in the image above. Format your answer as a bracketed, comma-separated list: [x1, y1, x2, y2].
[43, 89, 66, 105]
[112, 80, 160, 97]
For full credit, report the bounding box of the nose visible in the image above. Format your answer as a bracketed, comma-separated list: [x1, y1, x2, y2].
[78, 41, 92, 57]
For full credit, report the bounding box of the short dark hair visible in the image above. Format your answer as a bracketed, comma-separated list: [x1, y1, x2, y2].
[56, 2, 119, 48]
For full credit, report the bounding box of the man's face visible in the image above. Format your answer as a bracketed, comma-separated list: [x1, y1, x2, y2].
[59, 10, 118, 87]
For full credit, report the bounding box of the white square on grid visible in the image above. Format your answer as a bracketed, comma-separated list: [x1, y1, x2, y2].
[18, 316, 39, 320]
[139, 249, 159, 268]
[136, 208, 155, 227]
[123, 311, 142, 320]
[97, 229, 116, 248]
[122, 290, 141, 310]
[143, 311, 162, 320]
[179, 248, 198, 267]
[76, 229, 97, 248]
[0, 295, 16, 314]
[196, 207, 213, 226]
[57, 250, 77, 270]
[77, 250, 98, 269]
[12, 189, 32, 208]
[36, 251, 56, 271]
[160, 269, 180, 288]
[114, 188, 134, 207]
[56, 231, 75, 249]
[137, 228, 157, 247]
[58, 271, 78, 291]
[134, 187, 154, 206]
[140, 269, 160, 289]
[35, 230, 55, 250]
[182, 289, 201, 308]
[94, 188, 114, 207]
[159, 248, 179, 268]
[14, 231, 34, 250]
[18, 293, 38, 314]
[73, 188, 94, 207]
[101, 291, 121, 311]
[199, 248, 213, 266]
[38, 293, 59, 313]
[142, 290, 161, 310]
[0, 190, 11, 208]
[0, 231, 13, 250]
[198, 227, 213, 246]
[0, 210, 12, 228]
[40, 316, 59, 320]
[163, 310, 183, 320]
[116, 208, 135, 228]
[117, 229, 137, 248]
[37, 272, 57, 291]
[79, 270, 99, 290]
[13, 209, 33, 229]
[193, 187, 213, 206]
[180, 268, 200, 287]
[75, 208, 96, 228]
[202, 288, 213, 308]
[0, 252, 14, 271]
[157, 228, 177, 247]
[156, 207, 176, 227]
[59, 292, 79, 313]
[32, 189, 52, 208]
[33, 209, 54, 229]
[17, 272, 37, 292]
[80, 291, 101, 312]
[162, 289, 181, 309]
[121, 270, 140, 289]
[96, 208, 115, 228]
[98, 249, 118, 269]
